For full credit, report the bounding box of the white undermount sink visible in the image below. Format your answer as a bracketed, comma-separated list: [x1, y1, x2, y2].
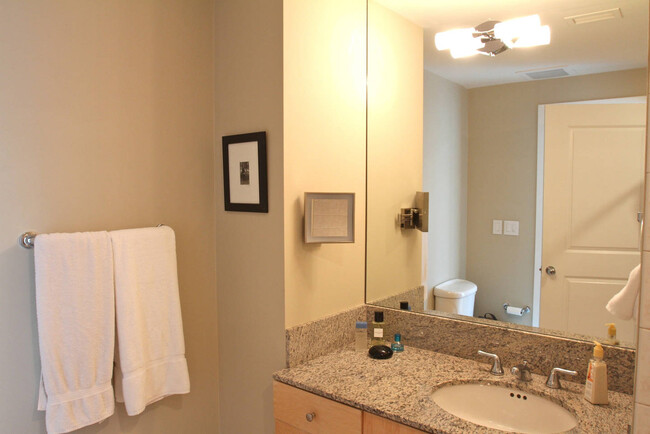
[431, 383, 578, 433]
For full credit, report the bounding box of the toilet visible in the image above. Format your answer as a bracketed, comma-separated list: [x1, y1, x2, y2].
[433, 279, 478, 316]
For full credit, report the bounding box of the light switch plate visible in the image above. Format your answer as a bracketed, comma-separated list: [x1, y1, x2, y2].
[504, 220, 519, 236]
[492, 220, 503, 235]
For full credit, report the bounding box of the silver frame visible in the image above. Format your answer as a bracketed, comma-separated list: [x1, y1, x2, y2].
[304, 192, 355, 244]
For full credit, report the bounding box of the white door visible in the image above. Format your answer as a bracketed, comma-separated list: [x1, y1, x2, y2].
[541, 103, 645, 344]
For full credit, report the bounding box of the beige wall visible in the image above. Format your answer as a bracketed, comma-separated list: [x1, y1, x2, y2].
[366, 1, 423, 303]
[467, 68, 647, 325]
[0, 1, 217, 433]
[422, 70, 468, 309]
[633, 58, 650, 431]
[214, 0, 286, 433]
[283, 0, 367, 328]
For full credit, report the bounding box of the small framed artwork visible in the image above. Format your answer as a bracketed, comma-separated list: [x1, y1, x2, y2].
[304, 192, 355, 243]
[222, 131, 268, 213]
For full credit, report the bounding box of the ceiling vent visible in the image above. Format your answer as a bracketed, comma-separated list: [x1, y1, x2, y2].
[564, 8, 622, 25]
[518, 67, 570, 80]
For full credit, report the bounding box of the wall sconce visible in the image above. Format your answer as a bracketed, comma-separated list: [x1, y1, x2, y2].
[400, 192, 429, 232]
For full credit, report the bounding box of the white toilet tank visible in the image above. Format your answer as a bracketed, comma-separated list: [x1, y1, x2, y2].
[433, 279, 477, 316]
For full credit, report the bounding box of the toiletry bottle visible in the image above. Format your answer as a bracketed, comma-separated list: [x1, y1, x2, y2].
[355, 321, 368, 351]
[391, 334, 404, 352]
[584, 341, 608, 404]
[370, 311, 385, 346]
[604, 323, 619, 345]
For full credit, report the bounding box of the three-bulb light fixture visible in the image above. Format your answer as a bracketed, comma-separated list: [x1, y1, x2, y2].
[435, 14, 551, 58]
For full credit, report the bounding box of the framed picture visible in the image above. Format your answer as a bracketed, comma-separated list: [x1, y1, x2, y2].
[222, 131, 268, 213]
[304, 193, 355, 243]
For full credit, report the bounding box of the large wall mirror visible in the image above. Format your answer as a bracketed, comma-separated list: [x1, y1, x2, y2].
[366, 0, 648, 348]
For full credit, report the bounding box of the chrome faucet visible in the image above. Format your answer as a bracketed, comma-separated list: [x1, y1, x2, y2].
[546, 367, 577, 389]
[511, 361, 532, 382]
[478, 350, 504, 376]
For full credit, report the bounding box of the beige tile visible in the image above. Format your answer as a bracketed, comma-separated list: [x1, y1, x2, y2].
[634, 403, 650, 433]
[636, 328, 650, 406]
[642, 253, 650, 329]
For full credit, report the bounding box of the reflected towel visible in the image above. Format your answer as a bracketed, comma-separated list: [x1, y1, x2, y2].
[110, 226, 190, 415]
[606, 264, 640, 320]
[35, 232, 115, 433]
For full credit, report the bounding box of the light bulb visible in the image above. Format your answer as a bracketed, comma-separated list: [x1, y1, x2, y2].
[436, 27, 483, 58]
[494, 15, 546, 48]
[435, 28, 475, 51]
[512, 25, 551, 47]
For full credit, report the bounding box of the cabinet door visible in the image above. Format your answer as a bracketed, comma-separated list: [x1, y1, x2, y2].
[363, 412, 427, 434]
[273, 381, 362, 434]
[276, 419, 310, 434]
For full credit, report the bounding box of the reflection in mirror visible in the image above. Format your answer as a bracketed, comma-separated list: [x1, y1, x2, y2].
[366, 0, 648, 348]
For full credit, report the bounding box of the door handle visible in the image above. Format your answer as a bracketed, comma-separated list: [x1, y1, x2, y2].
[545, 266, 556, 276]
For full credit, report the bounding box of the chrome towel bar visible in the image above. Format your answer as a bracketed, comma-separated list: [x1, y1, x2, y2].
[19, 224, 166, 249]
[19, 232, 36, 249]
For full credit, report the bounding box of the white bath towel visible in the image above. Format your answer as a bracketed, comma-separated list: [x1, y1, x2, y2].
[110, 226, 190, 415]
[34, 231, 115, 434]
[606, 264, 641, 320]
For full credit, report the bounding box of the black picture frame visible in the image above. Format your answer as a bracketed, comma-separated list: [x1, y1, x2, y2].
[222, 131, 268, 213]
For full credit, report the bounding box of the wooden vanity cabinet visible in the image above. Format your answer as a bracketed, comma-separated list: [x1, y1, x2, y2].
[273, 381, 426, 434]
[362, 412, 427, 433]
[274, 381, 362, 433]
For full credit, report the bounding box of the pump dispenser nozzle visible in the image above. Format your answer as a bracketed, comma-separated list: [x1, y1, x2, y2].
[593, 341, 604, 359]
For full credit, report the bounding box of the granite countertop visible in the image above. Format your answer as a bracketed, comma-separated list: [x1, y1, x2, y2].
[273, 347, 632, 433]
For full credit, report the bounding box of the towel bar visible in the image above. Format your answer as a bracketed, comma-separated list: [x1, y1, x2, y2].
[19, 225, 167, 249]
[19, 232, 36, 249]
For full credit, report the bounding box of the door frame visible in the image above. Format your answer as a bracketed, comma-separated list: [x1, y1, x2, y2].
[533, 96, 646, 328]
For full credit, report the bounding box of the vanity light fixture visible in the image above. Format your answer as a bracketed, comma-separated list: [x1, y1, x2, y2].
[435, 15, 550, 58]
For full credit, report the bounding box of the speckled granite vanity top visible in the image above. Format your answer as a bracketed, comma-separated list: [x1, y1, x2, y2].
[273, 347, 632, 433]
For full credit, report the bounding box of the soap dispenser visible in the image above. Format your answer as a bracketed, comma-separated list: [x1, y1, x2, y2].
[584, 341, 608, 404]
[604, 323, 619, 345]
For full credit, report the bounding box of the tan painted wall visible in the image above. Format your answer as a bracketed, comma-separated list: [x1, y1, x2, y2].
[633, 60, 650, 432]
[366, 1, 423, 303]
[214, 0, 286, 433]
[0, 1, 217, 433]
[422, 71, 468, 309]
[467, 68, 647, 325]
[284, 0, 367, 328]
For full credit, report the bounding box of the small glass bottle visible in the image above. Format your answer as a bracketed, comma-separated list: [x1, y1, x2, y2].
[370, 311, 385, 346]
[355, 321, 368, 351]
[391, 334, 404, 352]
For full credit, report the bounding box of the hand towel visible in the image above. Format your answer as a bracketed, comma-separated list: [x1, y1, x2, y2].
[606, 264, 641, 320]
[34, 231, 115, 434]
[110, 226, 190, 415]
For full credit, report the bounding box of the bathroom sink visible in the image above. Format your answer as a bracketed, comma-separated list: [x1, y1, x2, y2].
[431, 383, 577, 433]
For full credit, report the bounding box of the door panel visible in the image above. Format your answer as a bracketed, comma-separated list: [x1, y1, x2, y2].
[541, 103, 645, 343]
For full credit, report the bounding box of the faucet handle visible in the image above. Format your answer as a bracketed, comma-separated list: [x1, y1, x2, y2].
[511, 361, 533, 382]
[546, 367, 577, 389]
[478, 350, 504, 376]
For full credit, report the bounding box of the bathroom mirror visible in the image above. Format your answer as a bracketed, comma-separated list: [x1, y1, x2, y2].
[366, 0, 648, 348]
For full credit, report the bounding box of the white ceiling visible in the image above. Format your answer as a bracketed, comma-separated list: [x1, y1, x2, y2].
[374, 0, 648, 88]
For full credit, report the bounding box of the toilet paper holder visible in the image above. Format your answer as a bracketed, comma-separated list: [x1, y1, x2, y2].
[503, 303, 530, 316]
